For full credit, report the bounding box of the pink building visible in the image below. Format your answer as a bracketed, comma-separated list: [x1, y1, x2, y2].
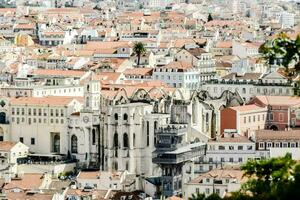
[221, 104, 268, 136]
[249, 96, 300, 130]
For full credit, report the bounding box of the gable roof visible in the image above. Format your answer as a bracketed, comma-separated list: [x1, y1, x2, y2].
[10, 96, 83, 106]
[0, 141, 17, 151]
[3, 173, 44, 190]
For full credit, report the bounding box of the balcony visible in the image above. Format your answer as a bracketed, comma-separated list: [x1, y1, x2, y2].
[153, 143, 206, 164]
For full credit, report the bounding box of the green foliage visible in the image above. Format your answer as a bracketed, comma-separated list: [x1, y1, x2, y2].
[189, 192, 221, 200]
[133, 42, 146, 66]
[189, 154, 300, 200]
[259, 33, 300, 71]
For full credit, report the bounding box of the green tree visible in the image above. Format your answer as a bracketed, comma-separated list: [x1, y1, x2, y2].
[207, 13, 213, 22]
[189, 192, 205, 200]
[234, 153, 296, 200]
[133, 42, 146, 66]
[189, 192, 222, 200]
[259, 33, 300, 72]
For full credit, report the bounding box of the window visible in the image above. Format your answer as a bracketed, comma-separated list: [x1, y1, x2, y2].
[244, 117, 246, 123]
[43, 109, 47, 116]
[238, 146, 243, 150]
[206, 178, 210, 183]
[238, 157, 243, 162]
[269, 113, 273, 121]
[229, 158, 234, 162]
[53, 135, 60, 153]
[247, 145, 253, 150]
[114, 133, 118, 148]
[279, 113, 284, 121]
[221, 157, 225, 162]
[216, 189, 220, 194]
[92, 129, 96, 145]
[248, 116, 251, 123]
[291, 142, 296, 148]
[205, 188, 210, 194]
[275, 142, 280, 147]
[218, 145, 225, 150]
[33, 109, 36, 116]
[209, 157, 213, 162]
[20, 137, 24, 143]
[31, 138, 35, 145]
[50, 109, 53, 116]
[267, 142, 272, 148]
[259, 142, 264, 149]
[133, 133, 136, 148]
[71, 135, 78, 153]
[229, 145, 234, 150]
[123, 113, 128, 121]
[146, 121, 150, 146]
[28, 108, 31, 115]
[123, 133, 129, 148]
[114, 113, 118, 121]
[11, 108, 15, 115]
[282, 143, 288, 148]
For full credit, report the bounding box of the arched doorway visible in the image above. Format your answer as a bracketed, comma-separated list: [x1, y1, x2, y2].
[270, 125, 278, 131]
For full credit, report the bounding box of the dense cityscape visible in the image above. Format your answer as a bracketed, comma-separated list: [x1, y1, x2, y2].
[0, 0, 299, 199]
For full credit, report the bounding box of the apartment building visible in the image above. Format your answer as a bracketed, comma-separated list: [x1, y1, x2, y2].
[153, 61, 201, 89]
[220, 104, 268, 135]
[184, 168, 246, 198]
[9, 96, 83, 154]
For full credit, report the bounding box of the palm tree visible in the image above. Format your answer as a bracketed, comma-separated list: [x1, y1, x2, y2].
[133, 42, 146, 66]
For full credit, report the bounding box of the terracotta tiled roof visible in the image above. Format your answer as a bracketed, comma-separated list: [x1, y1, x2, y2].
[124, 68, 153, 76]
[255, 130, 300, 140]
[77, 171, 100, 179]
[188, 169, 245, 184]
[230, 104, 266, 112]
[3, 173, 44, 190]
[187, 48, 207, 58]
[32, 69, 85, 77]
[163, 61, 193, 70]
[209, 136, 252, 143]
[0, 141, 17, 151]
[222, 73, 262, 80]
[216, 41, 232, 48]
[66, 188, 108, 198]
[253, 96, 300, 106]
[10, 96, 83, 106]
[6, 192, 53, 200]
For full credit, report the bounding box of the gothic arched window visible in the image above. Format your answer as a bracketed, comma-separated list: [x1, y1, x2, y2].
[123, 133, 129, 148]
[114, 133, 118, 148]
[71, 135, 78, 153]
[92, 129, 96, 145]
